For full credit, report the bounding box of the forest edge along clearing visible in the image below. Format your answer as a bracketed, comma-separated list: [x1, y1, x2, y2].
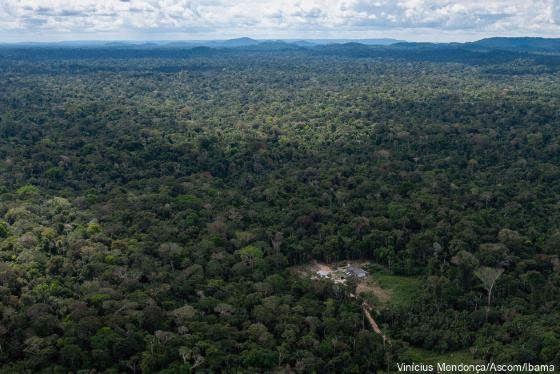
[294, 260, 399, 341]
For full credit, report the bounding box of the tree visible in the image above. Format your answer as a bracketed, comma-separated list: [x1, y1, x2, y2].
[178, 346, 204, 369]
[474, 267, 504, 322]
[238, 245, 263, 268]
[0, 221, 9, 238]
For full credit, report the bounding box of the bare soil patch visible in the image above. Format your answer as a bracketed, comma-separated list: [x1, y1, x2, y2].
[356, 280, 391, 304]
[312, 260, 334, 273]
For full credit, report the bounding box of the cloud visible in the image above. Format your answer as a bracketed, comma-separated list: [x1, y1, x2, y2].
[553, 0, 560, 23]
[336, 0, 553, 31]
[0, 0, 558, 41]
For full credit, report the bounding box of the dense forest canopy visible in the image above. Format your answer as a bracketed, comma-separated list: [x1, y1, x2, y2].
[0, 41, 559, 372]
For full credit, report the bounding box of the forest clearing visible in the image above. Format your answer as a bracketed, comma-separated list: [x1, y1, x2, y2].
[295, 260, 418, 342]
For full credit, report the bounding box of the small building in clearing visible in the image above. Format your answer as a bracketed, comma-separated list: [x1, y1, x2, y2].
[317, 270, 330, 278]
[345, 264, 368, 278]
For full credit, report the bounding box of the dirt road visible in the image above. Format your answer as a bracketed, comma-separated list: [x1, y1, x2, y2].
[363, 302, 388, 343]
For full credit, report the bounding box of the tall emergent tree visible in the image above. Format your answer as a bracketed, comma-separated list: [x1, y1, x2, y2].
[474, 267, 504, 322]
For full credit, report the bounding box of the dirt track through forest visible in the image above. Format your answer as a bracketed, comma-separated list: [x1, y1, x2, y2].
[305, 261, 389, 342]
[362, 302, 388, 343]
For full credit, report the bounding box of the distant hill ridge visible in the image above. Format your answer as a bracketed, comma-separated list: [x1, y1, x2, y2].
[470, 37, 560, 51]
[4, 37, 560, 53]
[3, 37, 560, 69]
[0, 37, 560, 52]
[1, 37, 404, 48]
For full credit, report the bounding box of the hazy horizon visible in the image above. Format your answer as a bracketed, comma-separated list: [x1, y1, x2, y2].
[2, 35, 560, 45]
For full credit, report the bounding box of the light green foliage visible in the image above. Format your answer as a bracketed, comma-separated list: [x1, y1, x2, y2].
[238, 245, 263, 266]
[86, 220, 102, 235]
[16, 184, 39, 198]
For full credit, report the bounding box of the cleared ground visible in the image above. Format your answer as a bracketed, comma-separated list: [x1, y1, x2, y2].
[295, 261, 422, 306]
[296, 261, 478, 365]
[365, 267, 423, 306]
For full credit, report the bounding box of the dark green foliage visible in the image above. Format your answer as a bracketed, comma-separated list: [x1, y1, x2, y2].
[0, 220, 8, 238]
[0, 46, 559, 372]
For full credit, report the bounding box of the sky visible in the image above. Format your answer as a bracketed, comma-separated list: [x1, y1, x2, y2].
[1, 0, 559, 43]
